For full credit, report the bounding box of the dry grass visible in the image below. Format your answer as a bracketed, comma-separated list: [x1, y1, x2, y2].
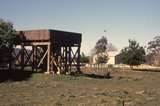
[0, 68, 160, 106]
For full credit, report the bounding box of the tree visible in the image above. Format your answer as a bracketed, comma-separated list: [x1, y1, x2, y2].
[94, 36, 108, 54]
[120, 39, 146, 68]
[0, 18, 21, 68]
[80, 52, 89, 63]
[147, 36, 160, 66]
[93, 36, 109, 64]
[148, 36, 160, 54]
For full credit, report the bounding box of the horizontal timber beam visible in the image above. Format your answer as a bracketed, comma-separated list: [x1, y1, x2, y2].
[31, 42, 51, 46]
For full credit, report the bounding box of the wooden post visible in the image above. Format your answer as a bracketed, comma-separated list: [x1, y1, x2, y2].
[65, 46, 68, 73]
[21, 43, 25, 70]
[8, 46, 12, 71]
[46, 43, 51, 74]
[32, 45, 35, 71]
[35, 46, 38, 71]
[69, 46, 72, 72]
[77, 44, 81, 73]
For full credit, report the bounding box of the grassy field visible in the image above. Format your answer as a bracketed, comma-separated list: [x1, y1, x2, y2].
[0, 68, 160, 106]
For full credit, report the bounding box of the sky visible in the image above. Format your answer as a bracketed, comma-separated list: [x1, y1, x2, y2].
[0, 0, 160, 55]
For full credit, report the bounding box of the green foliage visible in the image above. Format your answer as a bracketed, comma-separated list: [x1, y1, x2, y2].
[148, 36, 160, 54]
[80, 52, 89, 63]
[120, 39, 146, 66]
[0, 18, 21, 48]
[96, 53, 109, 64]
[93, 36, 109, 64]
[94, 36, 108, 54]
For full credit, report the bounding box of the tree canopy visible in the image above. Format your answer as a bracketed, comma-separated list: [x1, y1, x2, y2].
[147, 36, 160, 66]
[93, 36, 109, 64]
[148, 36, 160, 54]
[94, 36, 108, 54]
[0, 18, 21, 48]
[120, 39, 146, 67]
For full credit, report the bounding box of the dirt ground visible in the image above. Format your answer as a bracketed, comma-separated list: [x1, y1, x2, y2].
[0, 68, 160, 106]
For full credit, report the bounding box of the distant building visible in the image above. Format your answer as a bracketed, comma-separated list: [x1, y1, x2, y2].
[115, 53, 123, 64]
[107, 51, 119, 64]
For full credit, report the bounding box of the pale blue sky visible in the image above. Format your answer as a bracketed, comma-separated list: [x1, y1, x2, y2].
[0, 0, 160, 55]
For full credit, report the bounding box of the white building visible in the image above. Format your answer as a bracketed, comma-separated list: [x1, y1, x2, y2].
[107, 51, 119, 64]
[92, 51, 119, 65]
